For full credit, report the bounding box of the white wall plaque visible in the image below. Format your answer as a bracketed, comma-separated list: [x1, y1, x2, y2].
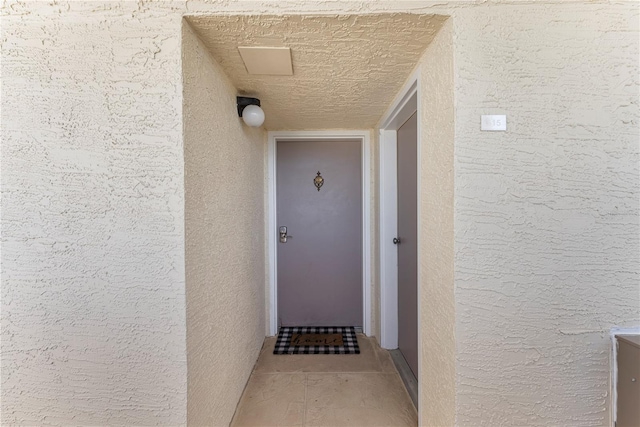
[481, 115, 507, 131]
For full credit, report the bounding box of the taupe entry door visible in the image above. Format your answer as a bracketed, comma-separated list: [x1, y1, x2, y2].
[397, 113, 418, 377]
[276, 140, 362, 327]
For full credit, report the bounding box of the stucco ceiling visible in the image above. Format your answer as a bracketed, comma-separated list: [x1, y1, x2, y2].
[186, 14, 446, 130]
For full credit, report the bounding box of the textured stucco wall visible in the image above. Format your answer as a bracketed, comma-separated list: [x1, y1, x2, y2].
[182, 22, 266, 426]
[418, 17, 456, 427]
[1, 1, 187, 425]
[453, 4, 639, 426]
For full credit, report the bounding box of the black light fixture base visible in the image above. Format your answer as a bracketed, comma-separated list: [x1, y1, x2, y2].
[237, 96, 261, 117]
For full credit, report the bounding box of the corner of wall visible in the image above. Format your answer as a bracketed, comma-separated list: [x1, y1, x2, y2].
[418, 15, 456, 427]
[183, 21, 267, 426]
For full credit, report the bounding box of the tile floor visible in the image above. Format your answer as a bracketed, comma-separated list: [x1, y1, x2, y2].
[231, 334, 418, 427]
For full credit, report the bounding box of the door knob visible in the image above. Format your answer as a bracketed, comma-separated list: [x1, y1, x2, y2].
[393, 237, 401, 244]
[279, 226, 292, 243]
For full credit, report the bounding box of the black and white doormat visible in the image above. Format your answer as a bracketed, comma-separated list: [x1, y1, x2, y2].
[273, 326, 360, 355]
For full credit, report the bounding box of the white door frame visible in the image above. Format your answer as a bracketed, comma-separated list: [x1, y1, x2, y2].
[378, 71, 420, 351]
[267, 130, 372, 337]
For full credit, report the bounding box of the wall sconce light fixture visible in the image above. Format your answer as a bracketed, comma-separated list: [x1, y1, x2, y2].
[237, 96, 265, 127]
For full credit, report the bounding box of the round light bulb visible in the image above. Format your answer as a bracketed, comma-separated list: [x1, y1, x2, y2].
[242, 104, 265, 127]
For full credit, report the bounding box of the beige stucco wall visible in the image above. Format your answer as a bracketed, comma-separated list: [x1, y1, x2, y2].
[2, 1, 638, 426]
[182, 22, 266, 426]
[417, 17, 456, 427]
[1, 2, 188, 425]
[452, 4, 639, 426]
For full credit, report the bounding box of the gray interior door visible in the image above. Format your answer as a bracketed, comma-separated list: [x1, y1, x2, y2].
[397, 113, 419, 377]
[277, 140, 362, 327]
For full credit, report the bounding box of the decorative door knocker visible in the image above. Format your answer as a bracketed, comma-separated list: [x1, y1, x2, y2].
[314, 171, 324, 191]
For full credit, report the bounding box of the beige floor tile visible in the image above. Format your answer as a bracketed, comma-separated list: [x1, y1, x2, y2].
[373, 343, 398, 374]
[231, 374, 306, 427]
[305, 373, 417, 427]
[254, 334, 396, 374]
[232, 335, 415, 427]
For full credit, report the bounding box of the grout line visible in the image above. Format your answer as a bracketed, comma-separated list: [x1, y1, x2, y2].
[302, 373, 308, 427]
[251, 371, 395, 375]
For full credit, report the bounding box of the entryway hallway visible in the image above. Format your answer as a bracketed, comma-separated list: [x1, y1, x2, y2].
[231, 335, 417, 426]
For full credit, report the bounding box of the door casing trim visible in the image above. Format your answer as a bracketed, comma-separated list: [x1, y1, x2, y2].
[267, 130, 372, 336]
[378, 71, 420, 351]
[378, 70, 421, 417]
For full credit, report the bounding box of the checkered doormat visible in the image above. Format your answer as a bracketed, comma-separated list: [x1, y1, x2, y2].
[273, 326, 360, 355]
